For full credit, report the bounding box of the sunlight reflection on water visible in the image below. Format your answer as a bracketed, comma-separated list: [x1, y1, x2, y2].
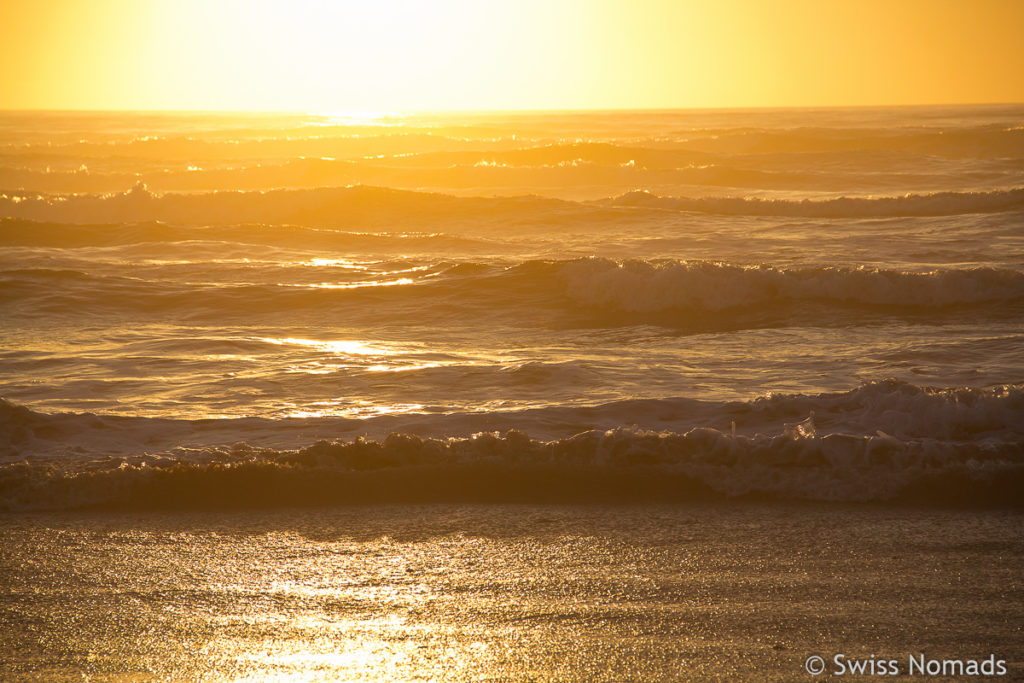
[3, 505, 1022, 681]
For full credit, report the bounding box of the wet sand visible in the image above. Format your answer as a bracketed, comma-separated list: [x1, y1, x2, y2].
[2, 503, 1021, 681]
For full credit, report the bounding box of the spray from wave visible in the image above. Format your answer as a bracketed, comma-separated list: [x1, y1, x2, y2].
[3, 184, 1022, 227]
[2, 381, 1022, 511]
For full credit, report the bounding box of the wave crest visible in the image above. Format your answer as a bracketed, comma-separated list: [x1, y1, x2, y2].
[2, 425, 1020, 511]
[560, 258, 1024, 312]
[3, 184, 1022, 227]
[612, 187, 1024, 217]
[2, 381, 1022, 511]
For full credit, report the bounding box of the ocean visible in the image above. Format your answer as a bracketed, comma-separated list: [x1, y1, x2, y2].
[1, 106, 1022, 679]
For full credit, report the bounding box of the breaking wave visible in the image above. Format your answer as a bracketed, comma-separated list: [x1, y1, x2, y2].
[558, 258, 1024, 312]
[0, 184, 583, 227]
[612, 187, 1024, 217]
[1, 381, 1022, 511]
[2, 184, 1022, 228]
[4, 256, 1022, 323]
[6, 120, 1023, 159]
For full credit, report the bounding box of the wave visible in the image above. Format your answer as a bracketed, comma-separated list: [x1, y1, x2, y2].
[1, 381, 1022, 510]
[667, 124, 1024, 157]
[558, 258, 1024, 312]
[4, 257, 1022, 323]
[3, 184, 1022, 228]
[0, 184, 601, 227]
[6, 120, 1023, 160]
[4, 142, 1017, 197]
[0, 218, 491, 254]
[0, 157, 822, 195]
[611, 187, 1024, 217]
[0, 131, 501, 162]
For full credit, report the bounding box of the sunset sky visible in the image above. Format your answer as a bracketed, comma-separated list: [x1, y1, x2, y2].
[2, 0, 1023, 112]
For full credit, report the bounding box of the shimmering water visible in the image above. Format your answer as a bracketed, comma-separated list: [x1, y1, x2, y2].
[1, 106, 1023, 679]
[3, 505, 1022, 681]
[2, 105, 1023, 508]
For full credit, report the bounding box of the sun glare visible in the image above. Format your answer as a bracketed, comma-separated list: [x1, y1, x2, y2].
[2, 0, 1022, 111]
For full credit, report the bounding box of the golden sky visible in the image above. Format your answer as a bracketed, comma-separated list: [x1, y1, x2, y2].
[2, 0, 1023, 111]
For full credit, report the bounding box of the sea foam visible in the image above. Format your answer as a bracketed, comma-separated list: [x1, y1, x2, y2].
[3, 381, 1022, 511]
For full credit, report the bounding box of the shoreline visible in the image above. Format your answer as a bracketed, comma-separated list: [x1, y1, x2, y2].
[3, 503, 1022, 680]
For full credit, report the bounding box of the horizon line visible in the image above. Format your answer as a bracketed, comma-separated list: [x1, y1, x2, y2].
[1, 101, 1022, 116]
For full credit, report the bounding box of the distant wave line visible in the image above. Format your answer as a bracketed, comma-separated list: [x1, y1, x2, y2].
[3, 184, 1023, 225]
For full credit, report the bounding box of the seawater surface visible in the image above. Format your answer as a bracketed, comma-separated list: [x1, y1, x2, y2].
[2, 106, 1024, 681]
[2, 106, 1023, 508]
